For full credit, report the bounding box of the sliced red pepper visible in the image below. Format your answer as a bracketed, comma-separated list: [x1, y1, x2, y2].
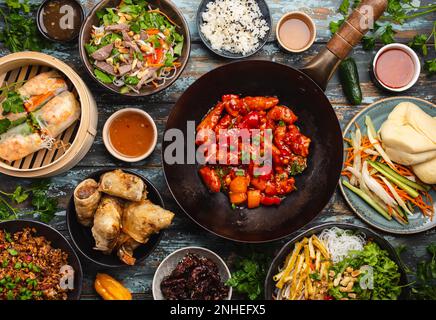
[260, 195, 281, 206]
[222, 94, 239, 101]
[146, 28, 160, 35]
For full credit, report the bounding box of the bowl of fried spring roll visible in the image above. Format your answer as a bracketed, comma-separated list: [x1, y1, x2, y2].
[66, 169, 175, 267]
[0, 52, 97, 178]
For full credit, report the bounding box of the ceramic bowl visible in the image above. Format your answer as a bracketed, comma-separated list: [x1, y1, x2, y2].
[152, 246, 232, 300]
[102, 108, 158, 162]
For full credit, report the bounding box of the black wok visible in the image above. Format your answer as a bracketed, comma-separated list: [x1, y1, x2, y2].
[163, 0, 388, 242]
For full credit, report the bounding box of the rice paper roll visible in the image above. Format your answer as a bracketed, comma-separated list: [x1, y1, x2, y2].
[115, 233, 143, 265]
[17, 71, 68, 112]
[74, 178, 101, 227]
[91, 196, 123, 254]
[122, 199, 175, 244]
[0, 122, 49, 162]
[99, 169, 146, 201]
[31, 91, 80, 138]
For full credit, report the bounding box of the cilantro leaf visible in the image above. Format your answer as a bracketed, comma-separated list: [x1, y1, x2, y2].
[0, 0, 48, 52]
[379, 24, 396, 45]
[0, 198, 16, 220]
[339, 0, 351, 15]
[362, 35, 376, 50]
[1, 91, 24, 114]
[0, 119, 11, 134]
[0, 181, 57, 223]
[424, 58, 436, 76]
[329, 19, 344, 34]
[409, 34, 429, 56]
[226, 253, 269, 300]
[30, 183, 58, 223]
[11, 186, 29, 204]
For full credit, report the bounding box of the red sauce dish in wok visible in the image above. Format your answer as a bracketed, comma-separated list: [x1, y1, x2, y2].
[196, 95, 311, 209]
[163, 0, 388, 242]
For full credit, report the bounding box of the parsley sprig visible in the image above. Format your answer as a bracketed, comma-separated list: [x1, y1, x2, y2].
[0, 0, 49, 52]
[397, 243, 436, 299]
[0, 181, 58, 223]
[226, 253, 269, 300]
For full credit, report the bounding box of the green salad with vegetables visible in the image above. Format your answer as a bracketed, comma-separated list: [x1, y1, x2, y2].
[85, 0, 184, 93]
[329, 242, 402, 300]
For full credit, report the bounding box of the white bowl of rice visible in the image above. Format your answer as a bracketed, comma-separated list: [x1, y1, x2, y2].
[196, 0, 272, 58]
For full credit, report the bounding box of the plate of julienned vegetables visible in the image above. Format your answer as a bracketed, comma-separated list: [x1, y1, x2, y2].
[340, 97, 436, 234]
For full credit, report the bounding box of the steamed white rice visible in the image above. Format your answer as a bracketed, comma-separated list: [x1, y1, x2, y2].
[200, 0, 269, 55]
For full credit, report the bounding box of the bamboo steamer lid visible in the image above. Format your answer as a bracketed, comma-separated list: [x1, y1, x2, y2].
[0, 52, 98, 178]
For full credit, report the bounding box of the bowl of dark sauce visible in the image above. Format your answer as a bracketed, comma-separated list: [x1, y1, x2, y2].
[37, 0, 84, 42]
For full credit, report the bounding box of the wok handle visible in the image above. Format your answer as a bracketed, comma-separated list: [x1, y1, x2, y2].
[300, 0, 387, 90]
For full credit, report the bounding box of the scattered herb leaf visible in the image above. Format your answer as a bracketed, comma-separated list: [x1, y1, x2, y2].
[226, 253, 269, 300]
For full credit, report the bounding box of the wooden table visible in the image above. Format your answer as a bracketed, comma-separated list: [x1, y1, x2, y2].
[0, 0, 434, 300]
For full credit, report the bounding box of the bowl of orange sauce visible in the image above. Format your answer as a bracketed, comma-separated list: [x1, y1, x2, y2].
[103, 108, 157, 162]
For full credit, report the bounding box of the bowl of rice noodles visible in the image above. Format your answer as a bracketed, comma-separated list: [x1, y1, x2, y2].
[265, 223, 408, 300]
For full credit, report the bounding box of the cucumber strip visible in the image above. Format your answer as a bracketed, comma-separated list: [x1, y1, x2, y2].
[375, 161, 430, 192]
[367, 161, 420, 198]
[342, 180, 392, 221]
[392, 206, 408, 225]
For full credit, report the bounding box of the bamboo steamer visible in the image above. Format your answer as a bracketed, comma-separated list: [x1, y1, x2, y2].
[0, 52, 98, 178]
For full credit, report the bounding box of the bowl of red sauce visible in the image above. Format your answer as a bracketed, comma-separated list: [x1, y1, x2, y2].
[373, 43, 420, 92]
[103, 108, 157, 162]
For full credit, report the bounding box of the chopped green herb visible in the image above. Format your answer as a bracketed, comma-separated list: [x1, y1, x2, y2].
[424, 58, 436, 75]
[0, 181, 58, 223]
[226, 253, 269, 300]
[1, 91, 25, 114]
[0, 119, 11, 135]
[7, 249, 18, 256]
[4, 231, 12, 243]
[235, 169, 245, 176]
[309, 272, 321, 281]
[0, 0, 49, 52]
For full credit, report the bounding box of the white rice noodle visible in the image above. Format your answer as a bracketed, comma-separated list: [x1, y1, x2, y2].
[41, 133, 56, 150]
[318, 227, 366, 263]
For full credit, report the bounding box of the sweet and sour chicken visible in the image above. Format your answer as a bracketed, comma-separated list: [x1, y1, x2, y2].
[196, 95, 311, 208]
